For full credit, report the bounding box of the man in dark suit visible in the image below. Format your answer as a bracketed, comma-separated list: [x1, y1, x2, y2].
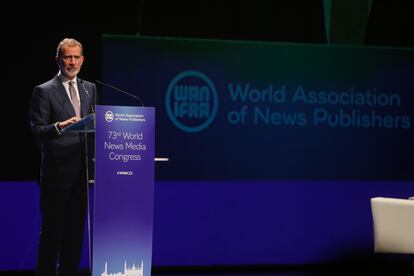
[29, 38, 96, 276]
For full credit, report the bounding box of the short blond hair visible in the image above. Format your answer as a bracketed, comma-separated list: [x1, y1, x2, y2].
[56, 38, 83, 57]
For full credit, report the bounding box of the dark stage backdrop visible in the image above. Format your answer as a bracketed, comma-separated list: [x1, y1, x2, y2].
[101, 35, 414, 181]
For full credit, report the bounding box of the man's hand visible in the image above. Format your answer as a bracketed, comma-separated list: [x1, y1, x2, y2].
[57, 116, 81, 130]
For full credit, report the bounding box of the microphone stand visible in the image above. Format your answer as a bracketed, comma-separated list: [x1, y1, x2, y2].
[96, 80, 144, 107]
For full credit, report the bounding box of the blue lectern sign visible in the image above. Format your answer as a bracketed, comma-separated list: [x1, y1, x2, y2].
[93, 105, 155, 276]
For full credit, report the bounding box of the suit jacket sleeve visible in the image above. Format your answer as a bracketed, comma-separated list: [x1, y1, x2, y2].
[30, 85, 61, 143]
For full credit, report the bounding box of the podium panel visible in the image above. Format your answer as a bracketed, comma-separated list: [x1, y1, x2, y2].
[93, 105, 155, 276]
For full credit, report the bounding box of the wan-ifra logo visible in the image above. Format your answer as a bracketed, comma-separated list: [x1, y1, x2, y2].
[165, 70, 218, 133]
[105, 111, 114, 122]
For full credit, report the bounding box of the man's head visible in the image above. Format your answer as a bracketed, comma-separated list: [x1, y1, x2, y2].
[55, 38, 84, 80]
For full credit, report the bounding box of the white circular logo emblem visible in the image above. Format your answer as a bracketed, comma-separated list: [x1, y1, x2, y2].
[105, 111, 114, 122]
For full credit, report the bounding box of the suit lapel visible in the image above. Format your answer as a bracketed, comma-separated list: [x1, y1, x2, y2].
[78, 81, 89, 117]
[51, 76, 76, 117]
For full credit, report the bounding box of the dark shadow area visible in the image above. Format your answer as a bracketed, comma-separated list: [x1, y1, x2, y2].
[317, 252, 414, 276]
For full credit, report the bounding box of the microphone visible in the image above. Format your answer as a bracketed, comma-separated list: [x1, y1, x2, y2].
[79, 79, 95, 113]
[96, 80, 144, 107]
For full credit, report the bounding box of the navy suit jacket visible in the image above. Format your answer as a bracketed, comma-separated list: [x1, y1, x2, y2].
[30, 75, 96, 188]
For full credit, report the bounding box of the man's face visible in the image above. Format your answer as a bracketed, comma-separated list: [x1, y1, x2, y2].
[56, 45, 84, 80]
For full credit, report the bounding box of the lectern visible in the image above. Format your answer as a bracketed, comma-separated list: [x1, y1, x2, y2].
[63, 105, 155, 276]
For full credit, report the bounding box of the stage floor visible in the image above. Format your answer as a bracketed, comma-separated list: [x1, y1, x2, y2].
[1, 264, 413, 276]
[2, 255, 414, 276]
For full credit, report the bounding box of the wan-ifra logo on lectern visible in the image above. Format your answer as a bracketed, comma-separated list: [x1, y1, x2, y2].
[165, 70, 218, 133]
[105, 111, 114, 122]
